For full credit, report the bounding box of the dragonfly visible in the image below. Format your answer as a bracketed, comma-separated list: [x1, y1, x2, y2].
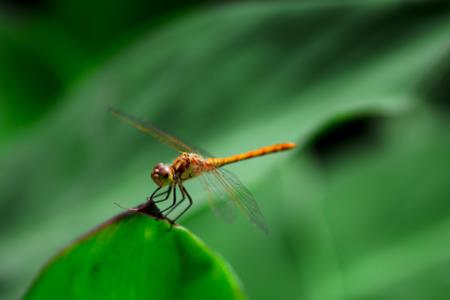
[109, 107, 296, 232]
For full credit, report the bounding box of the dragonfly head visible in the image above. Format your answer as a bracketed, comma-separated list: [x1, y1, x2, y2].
[151, 163, 174, 187]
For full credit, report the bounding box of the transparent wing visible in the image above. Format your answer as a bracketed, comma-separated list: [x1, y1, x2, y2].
[198, 172, 236, 223]
[204, 167, 269, 233]
[108, 106, 194, 153]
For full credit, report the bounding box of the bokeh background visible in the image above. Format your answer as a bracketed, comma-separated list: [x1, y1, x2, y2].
[1, 1, 450, 299]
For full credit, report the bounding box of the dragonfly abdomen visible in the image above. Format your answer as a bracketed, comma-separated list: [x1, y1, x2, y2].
[208, 142, 295, 168]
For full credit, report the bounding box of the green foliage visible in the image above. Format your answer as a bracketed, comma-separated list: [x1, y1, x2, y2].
[24, 209, 244, 300]
[1, 1, 449, 299]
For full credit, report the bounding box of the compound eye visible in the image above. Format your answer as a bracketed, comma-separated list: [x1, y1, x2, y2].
[158, 165, 171, 178]
[159, 168, 168, 178]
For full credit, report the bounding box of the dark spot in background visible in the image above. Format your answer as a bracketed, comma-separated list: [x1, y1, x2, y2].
[0, 276, 7, 295]
[0, 176, 29, 231]
[0, 198, 23, 230]
[0, 0, 45, 11]
[308, 115, 384, 166]
[421, 52, 450, 115]
[90, 263, 100, 276]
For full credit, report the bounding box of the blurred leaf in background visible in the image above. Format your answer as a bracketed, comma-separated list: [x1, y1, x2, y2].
[1, 0, 449, 299]
[0, 0, 204, 138]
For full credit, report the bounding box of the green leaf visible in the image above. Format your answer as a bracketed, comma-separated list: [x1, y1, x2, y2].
[24, 203, 245, 300]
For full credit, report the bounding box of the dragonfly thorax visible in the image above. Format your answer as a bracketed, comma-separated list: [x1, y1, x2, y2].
[172, 152, 209, 182]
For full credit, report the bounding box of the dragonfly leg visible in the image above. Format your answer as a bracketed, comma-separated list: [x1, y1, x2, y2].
[167, 184, 193, 231]
[160, 185, 178, 214]
[173, 185, 192, 223]
[164, 186, 185, 217]
[150, 186, 172, 219]
[153, 186, 172, 203]
[147, 186, 161, 201]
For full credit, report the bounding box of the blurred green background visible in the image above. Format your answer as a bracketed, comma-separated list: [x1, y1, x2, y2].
[1, 0, 450, 299]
